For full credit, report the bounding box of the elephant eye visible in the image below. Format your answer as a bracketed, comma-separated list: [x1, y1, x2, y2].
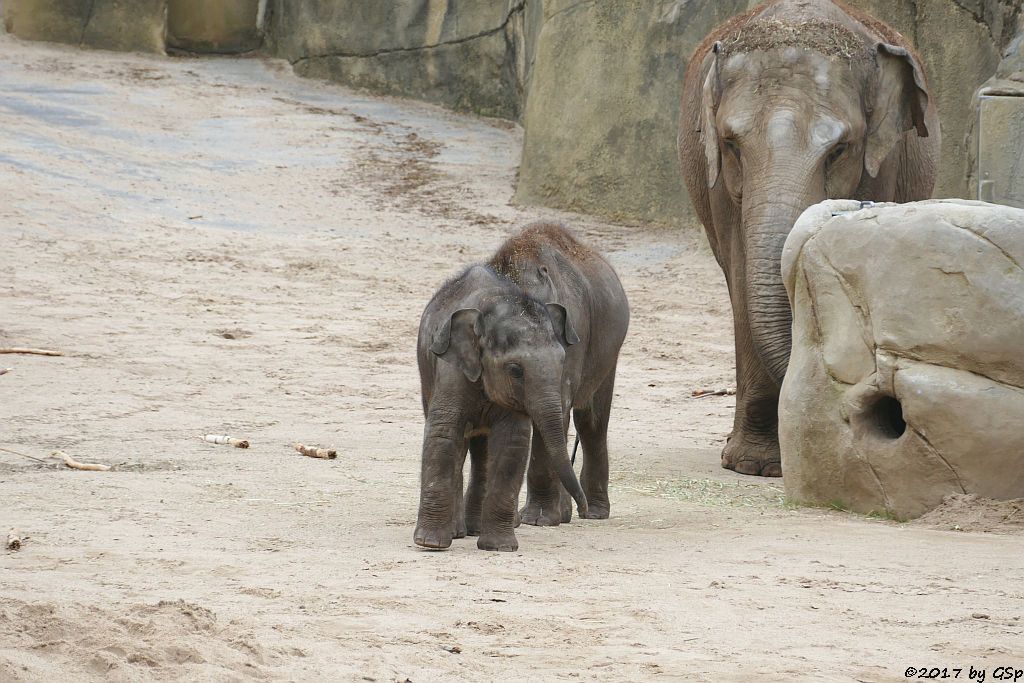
[723, 138, 741, 160]
[507, 363, 524, 379]
[827, 142, 849, 166]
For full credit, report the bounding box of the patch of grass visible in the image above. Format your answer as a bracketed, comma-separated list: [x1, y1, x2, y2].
[782, 497, 900, 521]
[617, 477, 785, 509]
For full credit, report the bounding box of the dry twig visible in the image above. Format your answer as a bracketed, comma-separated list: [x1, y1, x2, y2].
[54, 450, 111, 471]
[0, 348, 63, 356]
[202, 435, 250, 449]
[293, 443, 337, 460]
[690, 388, 737, 399]
[6, 529, 21, 551]
[0, 368, 12, 376]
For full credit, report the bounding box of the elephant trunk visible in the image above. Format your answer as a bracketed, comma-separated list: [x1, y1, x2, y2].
[533, 395, 589, 518]
[742, 170, 824, 386]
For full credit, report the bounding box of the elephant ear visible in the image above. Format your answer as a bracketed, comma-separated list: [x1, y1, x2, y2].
[697, 41, 723, 189]
[545, 303, 580, 347]
[430, 308, 483, 382]
[865, 43, 932, 178]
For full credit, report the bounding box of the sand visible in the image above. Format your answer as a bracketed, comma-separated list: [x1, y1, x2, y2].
[1, 34, 1022, 682]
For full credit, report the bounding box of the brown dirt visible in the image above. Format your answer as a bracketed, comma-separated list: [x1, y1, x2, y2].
[1, 34, 1022, 682]
[910, 495, 1024, 534]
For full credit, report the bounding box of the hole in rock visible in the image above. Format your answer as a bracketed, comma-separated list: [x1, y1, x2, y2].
[864, 394, 907, 439]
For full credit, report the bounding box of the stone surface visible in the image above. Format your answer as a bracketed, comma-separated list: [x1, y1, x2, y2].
[264, 0, 526, 119]
[970, 30, 1024, 208]
[779, 199, 1024, 520]
[2, 0, 166, 53]
[166, 0, 262, 54]
[514, 0, 747, 225]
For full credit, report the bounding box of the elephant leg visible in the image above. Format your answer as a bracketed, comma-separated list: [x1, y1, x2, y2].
[414, 407, 468, 549]
[478, 414, 531, 552]
[451, 439, 469, 539]
[519, 429, 567, 527]
[574, 372, 615, 519]
[723, 318, 782, 477]
[464, 435, 487, 536]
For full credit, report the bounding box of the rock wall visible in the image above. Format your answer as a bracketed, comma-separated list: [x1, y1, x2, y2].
[3, 0, 1021, 225]
[2, 0, 166, 53]
[166, 0, 262, 54]
[969, 31, 1024, 207]
[264, 0, 527, 120]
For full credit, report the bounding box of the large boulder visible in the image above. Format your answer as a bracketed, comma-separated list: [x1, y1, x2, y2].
[780, 199, 1024, 520]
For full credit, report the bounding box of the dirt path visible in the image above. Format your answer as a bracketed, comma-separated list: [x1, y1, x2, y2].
[0, 35, 1021, 683]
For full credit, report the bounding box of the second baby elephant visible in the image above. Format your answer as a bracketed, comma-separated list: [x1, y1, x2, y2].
[414, 222, 629, 552]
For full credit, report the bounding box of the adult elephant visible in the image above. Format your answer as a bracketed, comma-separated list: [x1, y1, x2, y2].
[678, 0, 940, 477]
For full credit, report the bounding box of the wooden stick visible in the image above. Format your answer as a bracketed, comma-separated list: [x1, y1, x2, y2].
[0, 348, 63, 356]
[0, 368, 12, 376]
[293, 443, 337, 460]
[53, 450, 111, 471]
[6, 529, 20, 551]
[202, 434, 249, 449]
[690, 388, 737, 399]
[0, 446, 49, 464]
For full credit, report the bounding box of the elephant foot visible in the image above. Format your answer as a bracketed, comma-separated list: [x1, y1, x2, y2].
[519, 500, 563, 527]
[581, 501, 610, 519]
[721, 432, 782, 478]
[452, 519, 467, 539]
[414, 525, 453, 550]
[477, 531, 518, 552]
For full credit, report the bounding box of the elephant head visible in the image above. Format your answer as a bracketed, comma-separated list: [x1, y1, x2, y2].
[696, 21, 933, 384]
[430, 294, 588, 517]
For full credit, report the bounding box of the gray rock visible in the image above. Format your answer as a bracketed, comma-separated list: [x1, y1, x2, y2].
[513, 0, 748, 226]
[166, 0, 262, 54]
[2, 0, 166, 53]
[779, 199, 1024, 520]
[969, 29, 1024, 208]
[264, 0, 526, 119]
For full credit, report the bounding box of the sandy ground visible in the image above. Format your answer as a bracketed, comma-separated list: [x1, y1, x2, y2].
[1, 35, 1022, 683]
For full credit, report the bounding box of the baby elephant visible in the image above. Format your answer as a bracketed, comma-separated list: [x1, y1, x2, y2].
[414, 222, 629, 551]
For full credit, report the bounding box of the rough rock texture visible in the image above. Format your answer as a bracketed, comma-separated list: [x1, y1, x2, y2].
[969, 30, 1024, 208]
[513, 0, 748, 225]
[264, 0, 528, 120]
[2, 0, 166, 53]
[166, 0, 262, 54]
[779, 199, 1024, 520]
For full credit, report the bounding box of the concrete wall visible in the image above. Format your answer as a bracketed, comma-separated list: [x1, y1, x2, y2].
[264, 0, 527, 119]
[4, 0, 1022, 226]
[2, 0, 166, 53]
